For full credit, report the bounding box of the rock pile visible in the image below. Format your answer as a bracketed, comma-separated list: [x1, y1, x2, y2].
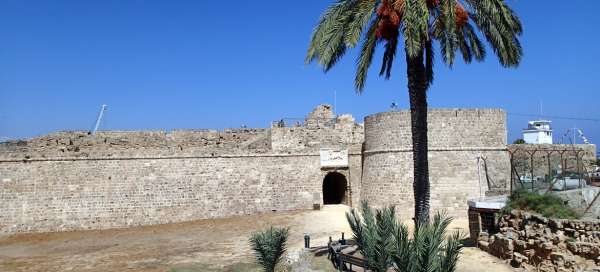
[478, 210, 600, 271]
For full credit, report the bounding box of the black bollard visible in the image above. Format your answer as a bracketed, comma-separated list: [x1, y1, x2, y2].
[340, 232, 346, 245]
[304, 234, 310, 248]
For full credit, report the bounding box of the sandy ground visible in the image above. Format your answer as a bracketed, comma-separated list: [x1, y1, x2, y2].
[0, 205, 514, 272]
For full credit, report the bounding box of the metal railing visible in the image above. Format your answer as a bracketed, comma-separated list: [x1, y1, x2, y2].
[271, 117, 337, 128]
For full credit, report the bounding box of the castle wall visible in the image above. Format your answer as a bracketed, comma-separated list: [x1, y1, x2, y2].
[361, 109, 511, 219]
[0, 105, 512, 234]
[0, 152, 360, 234]
[0, 105, 364, 234]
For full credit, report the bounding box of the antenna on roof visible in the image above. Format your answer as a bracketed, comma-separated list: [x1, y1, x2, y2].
[90, 104, 107, 135]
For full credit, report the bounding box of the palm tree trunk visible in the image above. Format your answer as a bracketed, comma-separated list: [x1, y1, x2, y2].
[406, 51, 430, 223]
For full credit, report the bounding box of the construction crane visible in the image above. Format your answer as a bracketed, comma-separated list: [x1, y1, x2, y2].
[90, 104, 107, 135]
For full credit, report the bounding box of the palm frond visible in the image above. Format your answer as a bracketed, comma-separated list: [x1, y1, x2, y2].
[457, 26, 472, 63]
[463, 23, 485, 61]
[488, 0, 522, 34]
[306, 0, 382, 72]
[439, 0, 458, 67]
[305, 0, 354, 69]
[402, 0, 429, 58]
[464, 0, 522, 67]
[391, 223, 411, 272]
[380, 34, 399, 79]
[346, 207, 366, 250]
[440, 231, 464, 272]
[344, 0, 380, 47]
[355, 17, 381, 92]
[306, 1, 344, 64]
[249, 227, 289, 272]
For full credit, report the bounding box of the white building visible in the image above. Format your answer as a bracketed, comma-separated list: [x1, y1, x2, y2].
[523, 120, 553, 144]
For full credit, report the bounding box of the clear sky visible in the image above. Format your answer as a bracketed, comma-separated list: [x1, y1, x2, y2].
[0, 0, 598, 146]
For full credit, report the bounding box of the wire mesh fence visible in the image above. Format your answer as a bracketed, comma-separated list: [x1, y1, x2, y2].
[509, 144, 600, 216]
[510, 146, 592, 191]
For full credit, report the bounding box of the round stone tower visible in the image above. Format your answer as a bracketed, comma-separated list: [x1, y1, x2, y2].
[361, 109, 510, 219]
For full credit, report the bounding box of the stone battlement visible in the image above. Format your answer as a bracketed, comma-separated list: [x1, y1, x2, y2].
[364, 108, 507, 151]
[0, 105, 364, 160]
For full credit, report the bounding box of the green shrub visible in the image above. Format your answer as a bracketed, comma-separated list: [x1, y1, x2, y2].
[503, 189, 580, 219]
[249, 226, 289, 272]
[512, 138, 526, 144]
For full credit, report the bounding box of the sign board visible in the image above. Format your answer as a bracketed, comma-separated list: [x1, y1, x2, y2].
[320, 149, 348, 167]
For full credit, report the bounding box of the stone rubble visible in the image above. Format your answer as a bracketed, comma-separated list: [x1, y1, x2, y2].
[479, 209, 600, 272]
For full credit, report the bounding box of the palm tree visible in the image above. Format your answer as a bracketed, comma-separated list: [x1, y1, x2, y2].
[249, 227, 290, 272]
[306, 0, 522, 223]
[346, 201, 463, 272]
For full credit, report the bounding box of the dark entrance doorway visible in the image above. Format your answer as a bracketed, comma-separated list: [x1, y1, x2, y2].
[322, 172, 348, 205]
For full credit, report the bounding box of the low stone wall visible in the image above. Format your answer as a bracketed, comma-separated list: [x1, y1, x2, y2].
[478, 210, 600, 271]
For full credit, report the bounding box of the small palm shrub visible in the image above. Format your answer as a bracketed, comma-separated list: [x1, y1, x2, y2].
[249, 226, 289, 272]
[346, 201, 463, 272]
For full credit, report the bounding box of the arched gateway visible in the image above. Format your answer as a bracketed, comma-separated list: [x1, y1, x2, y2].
[322, 172, 348, 205]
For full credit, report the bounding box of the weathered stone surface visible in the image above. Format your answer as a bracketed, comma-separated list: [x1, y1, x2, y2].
[514, 239, 528, 253]
[480, 210, 600, 272]
[550, 252, 566, 267]
[478, 241, 490, 251]
[511, 252, 528, 268]
[361, 109, 511, 219]
[0, 107, 512, 234]
[479, 231, 490, 242]
[489, 233, 514, 259]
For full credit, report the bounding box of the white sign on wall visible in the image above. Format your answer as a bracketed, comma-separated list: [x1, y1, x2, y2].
[320, 149, 348, 167]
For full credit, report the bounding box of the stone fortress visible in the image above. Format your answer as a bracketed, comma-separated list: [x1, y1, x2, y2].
[1, 105, 518, 234]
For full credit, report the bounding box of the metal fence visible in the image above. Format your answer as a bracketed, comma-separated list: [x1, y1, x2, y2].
[509, 145, 599, 216]
[509, 146, 593, 191]
[271, 117, 337, 128]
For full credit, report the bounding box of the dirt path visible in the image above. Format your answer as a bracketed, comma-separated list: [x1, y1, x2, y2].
[0, 205, 514, 272]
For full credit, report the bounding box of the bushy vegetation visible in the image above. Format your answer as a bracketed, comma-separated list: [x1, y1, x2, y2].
[249, 227, 289, 272]
[346, 202, 463, 272]
[512, 138, 526, 144]
[503, 190, 580, 219]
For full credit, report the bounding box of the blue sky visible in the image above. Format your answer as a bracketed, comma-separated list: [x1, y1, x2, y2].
[0, 0, 598, 145]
